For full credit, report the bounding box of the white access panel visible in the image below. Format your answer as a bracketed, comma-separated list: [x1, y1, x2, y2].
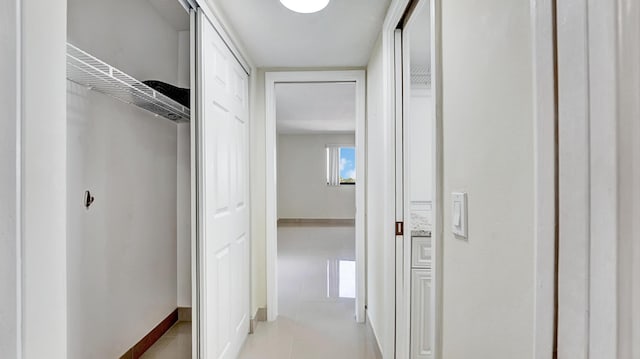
[197, 8, 250, 359]
[411, 269, 434, 359]
[412, 237, 432, 268]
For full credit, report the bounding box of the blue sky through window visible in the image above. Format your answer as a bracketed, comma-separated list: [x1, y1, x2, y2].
[339, 147, 356, 182]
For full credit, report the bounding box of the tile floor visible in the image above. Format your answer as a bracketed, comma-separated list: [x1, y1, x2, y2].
[139, 321, 191, 358]
[141, 225, 380, 359]
[238, 225, 381, 359]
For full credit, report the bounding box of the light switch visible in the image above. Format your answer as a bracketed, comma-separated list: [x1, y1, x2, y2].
[452, 192, 467, 238]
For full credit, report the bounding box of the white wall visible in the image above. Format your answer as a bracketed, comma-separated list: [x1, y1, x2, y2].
[277, 134, 356, 220]
[22, 0, 68, 357]
[250, 69, 267, 317]
[0, 0, 18, 356]
[177, 122, 191, 307]
[67, 0, 180, 357]
[365, 35, 387, 355]
[440, 1, 535, 358]
[68, 0, 179, 85]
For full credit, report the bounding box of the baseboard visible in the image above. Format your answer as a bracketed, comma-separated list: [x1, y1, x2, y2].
[249, 307, 267, 334]
[277, 218, 355, 226]
[178, 307, 192, 322]
[119, 308, 178, 359]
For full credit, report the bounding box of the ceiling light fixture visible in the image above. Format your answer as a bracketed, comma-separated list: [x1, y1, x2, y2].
[279, 0, 330, 14]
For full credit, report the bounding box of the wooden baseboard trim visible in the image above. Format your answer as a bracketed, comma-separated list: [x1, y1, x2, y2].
[277, 218, 355, 226]
[249, 307, 267, 334]
[119, 308, 179, 359]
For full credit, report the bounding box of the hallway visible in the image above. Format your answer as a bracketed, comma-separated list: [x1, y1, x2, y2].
[239, 225, 381, 359]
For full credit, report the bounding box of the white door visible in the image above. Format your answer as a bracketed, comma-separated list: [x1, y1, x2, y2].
[196, 8, 250, 359]
[398, 1, 438, 357]
[411, 268, 434, 359]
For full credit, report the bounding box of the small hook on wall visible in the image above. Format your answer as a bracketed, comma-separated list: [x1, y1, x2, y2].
[84, 190, 95, 209]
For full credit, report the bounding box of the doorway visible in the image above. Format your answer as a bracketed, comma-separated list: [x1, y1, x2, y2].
[394, 1, 440, 358]
[382, 0, 442, 357]
[263, 71, 366, 323]
[275, 81, 357, 328]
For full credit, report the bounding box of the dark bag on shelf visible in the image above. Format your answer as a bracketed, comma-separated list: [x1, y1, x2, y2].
[143, 80, 191, 108]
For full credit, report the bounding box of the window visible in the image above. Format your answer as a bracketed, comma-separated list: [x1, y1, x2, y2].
[326, 145, 355, 186]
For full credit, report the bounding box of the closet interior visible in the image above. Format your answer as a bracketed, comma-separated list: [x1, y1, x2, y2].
[66, 0, 193, 357]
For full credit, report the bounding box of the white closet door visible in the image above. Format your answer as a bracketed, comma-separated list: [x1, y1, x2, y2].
[197, 8, 250, 359]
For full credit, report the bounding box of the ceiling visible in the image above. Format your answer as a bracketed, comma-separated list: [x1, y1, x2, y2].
[211, 0, 391, 67]
[276, 82, 356, 134]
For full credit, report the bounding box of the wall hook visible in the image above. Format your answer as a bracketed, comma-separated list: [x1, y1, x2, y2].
[84, 190, 95, 209]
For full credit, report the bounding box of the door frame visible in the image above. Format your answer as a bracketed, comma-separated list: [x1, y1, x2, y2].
[191, 1, 256, 358]
[395, 1, 442, 358]
[530, 0, 557, 358]
[380, 3, 410, 358]
[556, 0, 640, 357]
[264, 70, 367, 323]
[381, 0, 443, 357]
[381, 0, 558, 358]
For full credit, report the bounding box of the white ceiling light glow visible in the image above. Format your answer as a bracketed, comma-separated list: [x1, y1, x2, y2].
[279, 0, 330, 13]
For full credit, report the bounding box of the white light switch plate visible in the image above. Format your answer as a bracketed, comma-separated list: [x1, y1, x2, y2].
[452, 192, 467, 238]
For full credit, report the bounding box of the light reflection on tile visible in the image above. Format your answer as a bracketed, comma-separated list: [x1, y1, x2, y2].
[239, 225, 381, 359]
[338, 260, 356, 299]
[139, 226, 380, 359]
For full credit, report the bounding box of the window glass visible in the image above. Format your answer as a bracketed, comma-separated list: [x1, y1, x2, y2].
[339, 147, 356, 184]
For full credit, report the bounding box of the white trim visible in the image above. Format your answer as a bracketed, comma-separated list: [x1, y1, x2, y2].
[555, 0, 636, 357]
[555, 0, 640, 356]
[393, 29, 404, 358]
[400, 25, 411, 359]
[195, 0, 253, 75]
[585, 0, 618, 357]
[195, 9, 207, 357]
[380, 2, 409, 358]
[264, 70, 367, 323]
[21, 0, 68, 356]
[15, 0, 22, 355]
[530, 0, 557, 358]
[387, 0, 444, 358]
[188, 8, 199, 359]
[616, 1, 640, 357]
[556, 0, 591, 357]
[429, 0, 443, 357]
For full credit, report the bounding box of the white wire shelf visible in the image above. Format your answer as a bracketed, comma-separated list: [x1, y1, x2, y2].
[410, 64, 431, 89]
[66, 43, 190, 123]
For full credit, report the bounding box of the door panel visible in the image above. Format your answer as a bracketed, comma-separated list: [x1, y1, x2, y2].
[411, 269, 434, 359]
[197, 8, 250, 359]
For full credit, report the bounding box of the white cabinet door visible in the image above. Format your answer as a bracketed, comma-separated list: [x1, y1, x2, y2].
[197, 8, 250, 359]
[411, 269, 434, 359]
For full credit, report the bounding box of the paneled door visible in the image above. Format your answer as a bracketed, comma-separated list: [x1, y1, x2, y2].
[196, 8, 250, 359]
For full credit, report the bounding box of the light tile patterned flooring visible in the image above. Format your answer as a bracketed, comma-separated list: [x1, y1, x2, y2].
[142, 225, 380, 359]
[239, 225, 380, 359]
[139, 321, 191, 359]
